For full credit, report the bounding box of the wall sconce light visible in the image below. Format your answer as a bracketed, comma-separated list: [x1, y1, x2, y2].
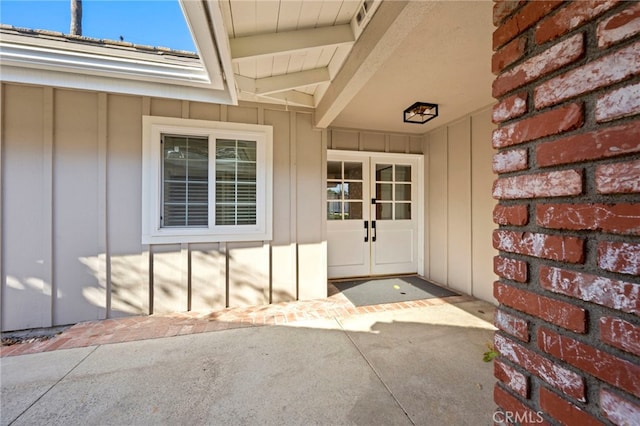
[403, 102, 438, 124]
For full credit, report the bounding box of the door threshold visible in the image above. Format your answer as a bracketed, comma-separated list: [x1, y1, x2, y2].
[328, 273, 418, 283]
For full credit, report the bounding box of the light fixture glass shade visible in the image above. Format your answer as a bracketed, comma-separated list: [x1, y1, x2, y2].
[403, 102, 438, 124]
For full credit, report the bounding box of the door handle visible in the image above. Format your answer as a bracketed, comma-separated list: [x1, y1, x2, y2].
[364, 220, 369, 242]
[372, 220, 377, 242]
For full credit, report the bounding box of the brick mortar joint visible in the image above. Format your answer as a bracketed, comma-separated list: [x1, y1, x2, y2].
[494, 242, 640, 284]
[497, 292, 640, 363]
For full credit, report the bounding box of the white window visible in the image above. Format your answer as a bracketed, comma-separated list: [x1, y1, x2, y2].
[142, 116, 273, 244]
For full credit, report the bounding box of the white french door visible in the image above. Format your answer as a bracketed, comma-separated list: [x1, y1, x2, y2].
[327, 151, 422, 278]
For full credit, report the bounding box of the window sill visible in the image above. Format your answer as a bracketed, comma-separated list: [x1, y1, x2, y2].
[142, 230, 272, 245]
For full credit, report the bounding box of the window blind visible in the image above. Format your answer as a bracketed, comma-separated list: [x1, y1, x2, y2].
[215, 139, 257, 225]
[162, 134, 209, 227]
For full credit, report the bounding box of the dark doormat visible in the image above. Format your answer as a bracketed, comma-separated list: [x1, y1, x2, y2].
[333, 275, 459, 307]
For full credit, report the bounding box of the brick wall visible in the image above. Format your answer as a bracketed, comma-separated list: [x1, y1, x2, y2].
[491, 1, 640, 424]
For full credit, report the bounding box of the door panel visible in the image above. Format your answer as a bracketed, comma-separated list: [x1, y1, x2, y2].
[327, 223, 369, 274]
[370, 156, 418, 275]
[327, 156, 370, 278]
[374, 229, 414, 265]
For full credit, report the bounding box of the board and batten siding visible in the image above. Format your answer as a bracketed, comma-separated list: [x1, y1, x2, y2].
[424, 107, 497, 303]
[0, 83, 326, 331]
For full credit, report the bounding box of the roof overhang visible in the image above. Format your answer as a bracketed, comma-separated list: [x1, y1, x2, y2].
[0, 0, 237, 104]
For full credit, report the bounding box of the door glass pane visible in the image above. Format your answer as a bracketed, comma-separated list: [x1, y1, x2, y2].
[395, 183, 411, 201]
[376, 203, 392, 220]
[327, 161, 342, 180]
[395, 203, 411, 220]
[376, 183, 392, 201]
[395, 165, 411, 182]
[344, 182, 362, 200]
[376, 164, 393, 181]
[344, 202, 363, 220]
[327, 182, 342, 200]
[344, 162, 362, 179]
[327, 202, 342, 220]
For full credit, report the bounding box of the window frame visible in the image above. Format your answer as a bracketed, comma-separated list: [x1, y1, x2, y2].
[142, 115, 273, 244]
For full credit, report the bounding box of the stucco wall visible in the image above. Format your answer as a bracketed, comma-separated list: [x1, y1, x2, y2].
[424, 107, 498, 303]
[0, 84, 326, 331]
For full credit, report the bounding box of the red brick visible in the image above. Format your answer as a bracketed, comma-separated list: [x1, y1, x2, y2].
[493, 170, 582, 200]
[493, 33, 584, 98]
[495, 333, 586, 400]
[538, 327, 640, 397]
[493, 204, 529, 226]
[600, 317, 640, 356]
[493, 230, 584, 263]
[493, 149, 528, 173]
[495, 359, 529, 398]
[493, 92, 528, 124]
[493, 37, 527, 75]
[493, 1, 525, 26]
[596, 81, 640, 122]
[495, 308, 530, 341]
[598, 2, 640, 48]
[538, 387, 603, 426]
[494, 282, 587, 333]
[536, 120, 640, 167]
[536, 203, 640, 235]
[600, 388, 640, 425]
[493, 1, 564, 49]
[596, 159, 640, 194]
[540, 266, 640, 315]
[494, 385, 549, 426]
[494, 256, 528, 283]
[535, 0, 621, 44]
[598, 241, 640, 275]
[534, 40, 640, 108]
[493, 103, 584, 148]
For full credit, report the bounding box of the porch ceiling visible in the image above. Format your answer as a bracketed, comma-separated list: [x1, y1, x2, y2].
[217, 0, 381, 109]
[328, 0, 495, 134]
[213, 0, 494, 134]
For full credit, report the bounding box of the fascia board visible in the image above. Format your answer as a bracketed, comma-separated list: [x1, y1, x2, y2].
[0, 41, 213, 86]
[0, 64, 235, 104]
[180, 0, 238, 104]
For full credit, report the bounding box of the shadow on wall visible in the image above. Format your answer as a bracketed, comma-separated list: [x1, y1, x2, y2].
[82, 245, 294, 316]
[3, 240, 302, 332]
[3, 275, 54, 331]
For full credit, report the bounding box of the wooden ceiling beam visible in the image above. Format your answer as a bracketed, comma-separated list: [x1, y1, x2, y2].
[230, 24, 354, 60]
[235, 67, 330, 95]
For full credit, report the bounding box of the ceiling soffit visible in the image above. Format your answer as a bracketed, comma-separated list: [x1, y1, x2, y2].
[219, 0, 382, 109]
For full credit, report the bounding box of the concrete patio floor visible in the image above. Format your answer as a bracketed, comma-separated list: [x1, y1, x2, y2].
[1, 295, 497, 426]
